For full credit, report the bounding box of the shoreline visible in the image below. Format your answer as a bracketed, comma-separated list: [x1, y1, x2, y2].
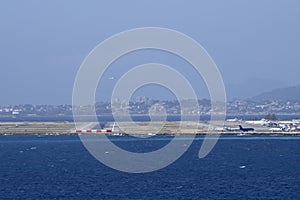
[1, 121, 300, 136]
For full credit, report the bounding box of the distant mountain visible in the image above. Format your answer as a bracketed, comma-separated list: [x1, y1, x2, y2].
[250, 85, 300, 102]
[226, 79, 287, 100]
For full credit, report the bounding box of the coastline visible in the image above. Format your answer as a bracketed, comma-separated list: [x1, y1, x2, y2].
[1, 121, 300, 136]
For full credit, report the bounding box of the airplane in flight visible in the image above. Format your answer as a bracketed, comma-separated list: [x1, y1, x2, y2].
[108, 76, 116, 80]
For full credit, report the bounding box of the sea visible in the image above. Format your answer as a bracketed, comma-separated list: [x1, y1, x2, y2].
[0, 134, 299, 200]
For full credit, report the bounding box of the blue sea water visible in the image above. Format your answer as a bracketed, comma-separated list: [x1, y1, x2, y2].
[0, 135, 299, 200]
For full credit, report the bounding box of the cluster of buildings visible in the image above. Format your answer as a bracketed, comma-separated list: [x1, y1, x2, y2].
[0, 104, 72, 117]
[227, 100, 300, 115]
[1, 99, 300, 117]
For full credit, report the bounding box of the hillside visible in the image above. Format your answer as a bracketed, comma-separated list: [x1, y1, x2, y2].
[250, 85, 300, 102]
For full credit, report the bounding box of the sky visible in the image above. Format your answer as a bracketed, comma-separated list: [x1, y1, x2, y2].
[0, 0, 300, 105]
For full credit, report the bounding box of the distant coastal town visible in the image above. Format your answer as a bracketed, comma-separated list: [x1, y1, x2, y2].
[1, 98, 300, 135]
[1, 98, 300, 117]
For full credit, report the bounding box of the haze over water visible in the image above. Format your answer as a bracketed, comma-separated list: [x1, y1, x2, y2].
[1, 1, 300, 199]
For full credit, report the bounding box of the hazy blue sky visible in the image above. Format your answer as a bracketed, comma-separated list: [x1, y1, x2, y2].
[0, 0, 299, 104]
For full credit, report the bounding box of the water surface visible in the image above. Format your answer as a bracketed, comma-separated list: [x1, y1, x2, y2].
[0, 135, 299, 199]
